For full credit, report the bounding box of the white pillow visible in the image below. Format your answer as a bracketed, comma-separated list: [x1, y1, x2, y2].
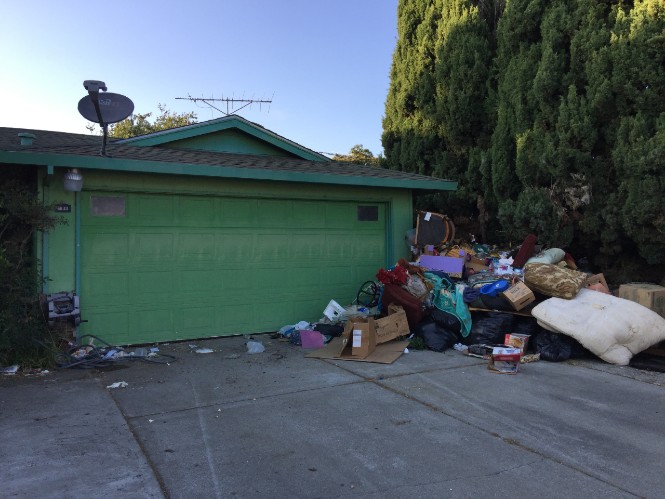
[531, 288, 665, 365]
[526, 247, 565, 265]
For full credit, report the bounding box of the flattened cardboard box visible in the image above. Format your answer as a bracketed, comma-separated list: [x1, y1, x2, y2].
[306, 338, 410, 364]
[374, 306, 410, 344]
[618, 283, 665, 319]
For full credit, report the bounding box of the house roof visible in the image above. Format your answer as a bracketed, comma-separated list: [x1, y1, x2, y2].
[0, 124, 458, 192]
[116, 115, 331, 162]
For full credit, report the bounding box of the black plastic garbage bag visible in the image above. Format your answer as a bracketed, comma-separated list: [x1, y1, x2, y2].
[465, 312, 513, 345]
[313, 323, 344, 337]
[533, 331, 571, 361]
[430, 309, 462, 335]
[415, 321, 458, 352]
[532, 330, 578, 362]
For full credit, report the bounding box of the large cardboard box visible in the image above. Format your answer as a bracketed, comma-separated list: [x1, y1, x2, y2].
[338, 317, 377, 359]
[501, 281, 535, 311]
[374, 305, 410, 344]
[618, 283, 665, 318]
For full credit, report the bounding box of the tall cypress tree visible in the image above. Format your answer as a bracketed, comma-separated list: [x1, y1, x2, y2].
[611, 1, 665, 266]
[383, 0, 665, 280]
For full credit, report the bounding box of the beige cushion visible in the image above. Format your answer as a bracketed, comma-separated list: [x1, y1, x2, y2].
[524, 263, 587, 299]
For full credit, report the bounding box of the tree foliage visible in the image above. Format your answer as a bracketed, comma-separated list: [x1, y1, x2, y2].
[332, 144, 381, 166]
[107, 104, 197, 138]
[383, 0, 665, 282]
[0, 171, 65, 366]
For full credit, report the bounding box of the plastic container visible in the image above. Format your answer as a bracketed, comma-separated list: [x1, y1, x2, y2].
[480, 280, 510, 297]
[323, 300, 345, 321]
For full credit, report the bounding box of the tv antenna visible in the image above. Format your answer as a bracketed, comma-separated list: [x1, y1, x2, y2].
[77, 80, 134, 156]
[175, 93, 273, 116]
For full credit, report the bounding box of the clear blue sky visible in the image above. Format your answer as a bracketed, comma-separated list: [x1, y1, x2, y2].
[0, 1, 399, 157]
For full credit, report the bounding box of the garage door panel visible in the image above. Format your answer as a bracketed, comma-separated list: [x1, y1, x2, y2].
[215, 233, 253, 262]
[258, 199, 292, 227]
[134, 308, 173, 337]
[177, 306, 216, 334]
[83, 232, 129, 264]
[293, 202, 325, 227]
[133, 271, 175, 302]
[288, 266, 322, 293]
[84, 271, 130, 305]
[357, 234, 385, 261]
[325, 204, 355, 228]
[219, 198, 256, 227]
[216, 268, 248, 294]
[177, 233, 215, 261]
[216, 304, 253, 332]
[291, 233, 325, 260]
[254, 233, 290, 261]
[82, 192, 387, 343]
[135, 195, 174, 226]
[178, 197, 215, 226]
[325, 234, 356, 259]
[134, 233, 174, 263]
[86, 311, 130, 344]
[178, 269, 218, 300]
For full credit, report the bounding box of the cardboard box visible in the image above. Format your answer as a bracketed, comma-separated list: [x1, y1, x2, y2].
[374, 305, 410, 344]
[618, 283, 665, 318]
[501, 281, 535, 311]
[488, 347, 521, 374]
[504, 333, 530, 353]
[338, 317, 377, 359]
[465, 260, 490, 273]
[418, 255, 465, 278]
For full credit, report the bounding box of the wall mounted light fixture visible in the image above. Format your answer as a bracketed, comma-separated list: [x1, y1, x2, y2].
[63, 168, 84, 192]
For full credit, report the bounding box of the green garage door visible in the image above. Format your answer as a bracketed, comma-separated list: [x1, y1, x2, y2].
[80, 192, 386, 345]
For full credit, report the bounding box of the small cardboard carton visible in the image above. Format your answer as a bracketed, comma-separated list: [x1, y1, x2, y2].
[618, 283, 665, 318]
[501, 281, 535, 311]
[488, 346, 521, 374]
[338, 317, 377, 359]
[374, 305, 410, 344]
[504, 333, 530, 353]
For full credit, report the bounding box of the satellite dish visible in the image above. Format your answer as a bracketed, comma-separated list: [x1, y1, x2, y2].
[77, 80, 134, 156]
[78, 92, 134, 124]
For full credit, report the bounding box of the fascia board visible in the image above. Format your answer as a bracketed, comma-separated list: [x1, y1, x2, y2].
[0, 151, 457, 191]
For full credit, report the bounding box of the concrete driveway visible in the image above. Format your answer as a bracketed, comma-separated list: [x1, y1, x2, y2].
[2, 335, 664, 498]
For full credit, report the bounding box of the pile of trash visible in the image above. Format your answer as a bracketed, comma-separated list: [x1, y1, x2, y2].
[280, 211, 665, 370]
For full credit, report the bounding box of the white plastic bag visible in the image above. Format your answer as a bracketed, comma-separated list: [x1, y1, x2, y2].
[246, 340, 265, 354]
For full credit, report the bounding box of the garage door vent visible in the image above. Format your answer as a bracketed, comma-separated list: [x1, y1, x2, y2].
[357, 205, 378, 221]
[91, 196, 126, 216]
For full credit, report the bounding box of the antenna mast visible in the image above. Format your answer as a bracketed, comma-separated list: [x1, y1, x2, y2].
[175, 94, 273, 116]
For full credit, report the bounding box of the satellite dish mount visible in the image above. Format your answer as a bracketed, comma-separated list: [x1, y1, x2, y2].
[78, 80, 134, 156]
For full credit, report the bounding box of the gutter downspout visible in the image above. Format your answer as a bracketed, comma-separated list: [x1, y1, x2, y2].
[75, 190, 81, 341]
[42, 169, 51, 294]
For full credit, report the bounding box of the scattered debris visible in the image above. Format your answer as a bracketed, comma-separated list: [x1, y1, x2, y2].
[106, 381, 128, 389]
[195, 348, 214, 354]
[246, 340, 265, 354]
[1, 364, 19, 375]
